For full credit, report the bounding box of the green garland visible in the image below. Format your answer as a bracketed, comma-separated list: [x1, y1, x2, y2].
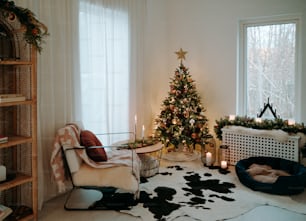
[0, 0, 49, 52]
[124, 137, 160, 148]
[214, 116, 306, 140]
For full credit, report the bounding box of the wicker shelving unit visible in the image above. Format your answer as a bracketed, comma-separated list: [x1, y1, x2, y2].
[0, 12, 37, 221]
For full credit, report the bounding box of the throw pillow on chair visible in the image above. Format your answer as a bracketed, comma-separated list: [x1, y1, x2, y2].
[80, 130, 107, 162]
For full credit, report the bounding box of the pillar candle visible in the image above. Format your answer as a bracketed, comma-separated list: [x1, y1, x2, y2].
[206, 152, 212, 166]
[255, 117, 262, 123]
[229, 115, 235, 121]
[221, 160, 228, 169]
[288, 119, 295, 125]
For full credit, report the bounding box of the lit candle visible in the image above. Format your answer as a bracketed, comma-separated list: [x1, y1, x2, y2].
[221, 161, 228, 169]
[255, 117, 262, 123]
[229, 115, 235, 121]
[206, 152, 212, 166]
[288, 119, 295, 126]
[134, 115, 137, 142]
[142, 125, 145, 140]
[0, 165, 6, 182]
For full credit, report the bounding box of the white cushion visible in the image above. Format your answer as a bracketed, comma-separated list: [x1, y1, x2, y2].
[72, 163, 139, 193]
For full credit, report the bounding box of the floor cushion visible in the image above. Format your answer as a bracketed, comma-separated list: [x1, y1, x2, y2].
[235, 156, 306, 195]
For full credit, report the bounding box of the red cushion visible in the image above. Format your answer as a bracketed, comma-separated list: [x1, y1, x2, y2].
[80, 130, 107, 162]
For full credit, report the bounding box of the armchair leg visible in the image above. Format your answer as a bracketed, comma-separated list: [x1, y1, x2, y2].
[90, 188, 138, 210]
[64, 187, 138, 210]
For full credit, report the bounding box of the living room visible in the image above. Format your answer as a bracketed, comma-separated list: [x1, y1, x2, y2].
[0, 0, 306, 220]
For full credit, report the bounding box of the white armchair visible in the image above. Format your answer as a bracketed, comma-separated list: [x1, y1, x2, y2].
[50, 123, 140, 210]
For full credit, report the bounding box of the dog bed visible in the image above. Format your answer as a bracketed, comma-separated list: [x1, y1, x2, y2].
[235, 156, 306, 195]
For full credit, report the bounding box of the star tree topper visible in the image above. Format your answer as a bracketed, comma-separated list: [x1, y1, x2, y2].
[175, 48, 187, 65]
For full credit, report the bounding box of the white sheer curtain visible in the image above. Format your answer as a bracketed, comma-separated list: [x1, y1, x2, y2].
[77, 0, 138, 144]
[14, 0, 145, 209]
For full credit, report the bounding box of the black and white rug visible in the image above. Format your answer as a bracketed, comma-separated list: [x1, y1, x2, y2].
[120, 159, 306, 221]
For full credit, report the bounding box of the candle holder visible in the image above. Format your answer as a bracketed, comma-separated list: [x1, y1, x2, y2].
[219, 144, 230, 170]
[201, 138, 216, 167]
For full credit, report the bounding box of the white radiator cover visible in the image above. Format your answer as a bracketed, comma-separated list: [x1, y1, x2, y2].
[221, 127, 300, 165]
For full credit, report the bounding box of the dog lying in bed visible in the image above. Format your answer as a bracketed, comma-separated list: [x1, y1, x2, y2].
[235, 157, 306, 195]
[246, 163, 291, 184]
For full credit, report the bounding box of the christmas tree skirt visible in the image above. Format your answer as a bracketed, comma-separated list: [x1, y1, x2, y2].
[162, 150, 200, 162]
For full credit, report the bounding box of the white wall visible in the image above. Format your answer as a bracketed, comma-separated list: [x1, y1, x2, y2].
[144, 0, 306, 136]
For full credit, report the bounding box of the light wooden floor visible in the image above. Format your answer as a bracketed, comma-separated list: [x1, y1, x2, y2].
[38, 192, 306, 221]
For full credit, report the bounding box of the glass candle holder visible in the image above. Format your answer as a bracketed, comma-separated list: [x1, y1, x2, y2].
[201, 138, 216, 167]
[219, 144, 229, 169]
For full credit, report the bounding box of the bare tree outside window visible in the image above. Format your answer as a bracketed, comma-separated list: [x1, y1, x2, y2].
[246, 22, 296, 119]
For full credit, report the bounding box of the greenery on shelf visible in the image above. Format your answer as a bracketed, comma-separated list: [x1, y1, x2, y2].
[214, 115, 306, 140]
[0, 0, 49, 52]
[124, 137, 160, 148]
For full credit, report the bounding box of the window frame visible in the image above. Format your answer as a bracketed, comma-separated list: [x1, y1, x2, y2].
[237, 15, 302, 120]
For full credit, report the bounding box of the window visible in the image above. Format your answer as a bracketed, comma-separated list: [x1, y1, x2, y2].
[238, 17, 300, 120]
[78, 1, 130, 144]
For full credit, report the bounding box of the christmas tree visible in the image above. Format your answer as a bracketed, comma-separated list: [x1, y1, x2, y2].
[155, 48, 212, 149]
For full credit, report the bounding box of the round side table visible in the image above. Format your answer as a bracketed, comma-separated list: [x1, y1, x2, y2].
[135, 142, 163, 177]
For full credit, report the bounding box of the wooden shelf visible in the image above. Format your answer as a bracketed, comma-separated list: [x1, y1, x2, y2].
[0, 100, 33, 107]
[18, 213, 34, 221]
[0, 60, 32, 65]
[0, 173, 32, 191]
[0, 136, 32, 149]
[4, 206, 34, 221]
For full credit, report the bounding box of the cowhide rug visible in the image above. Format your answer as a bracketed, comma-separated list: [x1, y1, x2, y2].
[119, 159, 306, 221]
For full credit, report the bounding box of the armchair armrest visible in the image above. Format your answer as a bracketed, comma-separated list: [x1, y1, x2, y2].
[87, 145, 138, 169]
[87, 144, 129, 150]
[95, 131, 135, 146]
[64, 144, 138, 169]
[96, 131, 135, 136]
[63, 145, 84, 173]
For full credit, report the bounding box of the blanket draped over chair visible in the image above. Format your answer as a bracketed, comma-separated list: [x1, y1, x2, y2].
[50, 123, 140, 193]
